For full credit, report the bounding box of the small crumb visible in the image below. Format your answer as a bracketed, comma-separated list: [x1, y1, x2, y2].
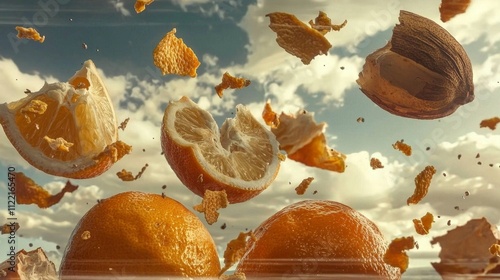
[458, 154, 462, 160]
[447, 220, 451, 226]
[162, 185, 167, 189]
[476, 153, 480, 158]
[24, 89, 31, 94]
[82, 43, 88, 49]
[29, 243, 33, 247]
[221, 223, 227, 230]
[118, 117, 130, 130]
[443, 172, 447, 177]
[454, 206, 460, 210]
[340, 66, 345, 70]
[56, 245, 60, 250]
[356, 117, 365, 123]
[478, 161, 482, 165]
[313, 190, 318, 195]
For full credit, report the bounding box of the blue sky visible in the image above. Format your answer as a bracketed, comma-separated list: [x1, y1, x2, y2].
[1, 0, 500, 278]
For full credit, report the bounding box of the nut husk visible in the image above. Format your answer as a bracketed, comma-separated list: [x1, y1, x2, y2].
[357, 10, 474, 119]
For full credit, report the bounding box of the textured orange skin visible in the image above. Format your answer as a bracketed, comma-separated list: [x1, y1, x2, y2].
[59, 191, 221, 278]
[236, 200, 401, 279]
[160, 120, 271, 204]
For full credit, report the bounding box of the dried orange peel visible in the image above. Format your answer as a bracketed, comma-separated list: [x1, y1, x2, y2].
[134, 0, 154, 13]
[413, 212, 434, 235]
[153, 28, 200, 77]
[193, 190, 229, 225]
[14, 172, 78, 208]
[264, 103, 345, 172]
[15, 26, 45, 43]
[407, 165, 436, 205]
[215, 72, 251, 98]
[480, 117, 500, 130]
[309, 11, 347, 35]
[0, 60, 131, 179]
[384, 236, 415, 273]
[393, 140, 412, 156]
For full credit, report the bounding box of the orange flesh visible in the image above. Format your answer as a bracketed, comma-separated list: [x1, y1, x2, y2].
[15, 95, 80, 161]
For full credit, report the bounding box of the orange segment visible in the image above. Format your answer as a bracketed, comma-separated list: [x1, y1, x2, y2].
[0, 60, 131, 179]
[161, 96, 280, 203]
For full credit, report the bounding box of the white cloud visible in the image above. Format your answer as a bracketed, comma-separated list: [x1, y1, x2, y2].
[109, 0, 131, 16]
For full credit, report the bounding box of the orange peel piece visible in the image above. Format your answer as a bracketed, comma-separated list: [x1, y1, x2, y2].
[220, 231, 255, 276]
[480, 117, 500, 130]
[370, 157, 384, 169]
[15, 26, 45, 43]
[1, 222, 20, 234]
[215, 72, 251, 98]
[134, 0, 154, 13]
[384, 236, 415, 273]
[295, 177, 314, 195]
[393, 140, 412, 156]
[262, 101, 280, 129]
[308, 11, 347, 35]
[407, 165, 436, 205]
[116, 163, 149, 181]
[439, 0, 471, 22]
[270, 107, 345, 172]
[193, 190, 229, 225]
[413, 212, 434, 235]
[153, 28, 200, 77]
[118, 117, 130, 130]
[14, 172, 78, 208]
[266, 12, 332, 65]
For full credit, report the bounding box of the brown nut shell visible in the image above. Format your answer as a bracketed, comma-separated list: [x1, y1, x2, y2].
[357, 10, 474, 119]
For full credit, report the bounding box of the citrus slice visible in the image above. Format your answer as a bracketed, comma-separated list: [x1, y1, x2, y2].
[0, 60, 131, 179]
[161, 96, 280, 203]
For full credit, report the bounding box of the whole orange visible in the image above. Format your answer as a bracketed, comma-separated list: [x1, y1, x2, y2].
[59, 191, 221, 278]
[236, 200, 400, 279]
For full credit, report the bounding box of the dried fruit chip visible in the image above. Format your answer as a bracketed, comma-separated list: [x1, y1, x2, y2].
[266, 12, 332, 65]
[15, 26, 45, 43]
[393, 140, 412, 156]
[153, 28, 200, 77]
[370, 157, 384, 169]
[215, 72, 251, 98]
[262, 101, 280, 128]
[220, 231, 255, 275]
[14, 172, 78, 208]
[480, 117, 500, 130]
[490, 244, 500, 256]
[193, 190, 229, 225]
[295, 177, 314, 195]
[1, 222, 20, 234]
[407, 165, 436, 205]
[413, 212, 434, 235]
[270, 108, 345, 172]
[384, 236, 415, 273]
[308, 11, 347, 35]
[135, 0, 154, 13]
[439, 0, 471, 22]
[0, 248, 57, 279]
[118, 117, 130, 130]
[116, 163, 149, 181]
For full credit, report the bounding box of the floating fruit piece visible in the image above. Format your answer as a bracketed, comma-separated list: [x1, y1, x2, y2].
[215, 72, 251, 98]
[308, 11, 347, 35]
[384, 236, 415, 273]
[407, 165, 436, 205]
[135, 0, 154, 13]
[480, 117, 500, 130]
[0, 248, 57, 279]
[357, 10, 474, 119]
[439, 0, 471, 22]
[193, 190, 229, 225]
[59, 191, 221, 277]
[413, 212, 434, 235]
[0, 60, 131, 179]
[431, 217, 500, 276]
[236, 200, 400, 278]
[15, 26, 45, 43]
[153, 28, 200, 77]
[161, 96, 280, 203]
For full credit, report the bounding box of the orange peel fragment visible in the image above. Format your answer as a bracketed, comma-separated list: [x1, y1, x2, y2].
[308, 11, 347, 35]
[439, 0, 471, 22]
[215, 72, 251, 98]
[393, 140, 412, 156]
[1, 222, 20, 234]
[15, 26, 45, 43]
[193, 190, 229, 225]
[14, 172, 78, 209]
[153, 28, 200, 77]
[134, 0, 154, 13]
[370, 157, 384, 169]
[384, 236, 415, 273]
[413, 212, 434, 235]
[407, 165, 436, 205]
[262, 101, 279, 129]
[295, 177, 314, 195]
[480, 117, 500, 130]
[116, 163, 149, 181]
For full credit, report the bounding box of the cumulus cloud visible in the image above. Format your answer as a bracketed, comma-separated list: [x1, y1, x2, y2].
[109, 0, 131, 16]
